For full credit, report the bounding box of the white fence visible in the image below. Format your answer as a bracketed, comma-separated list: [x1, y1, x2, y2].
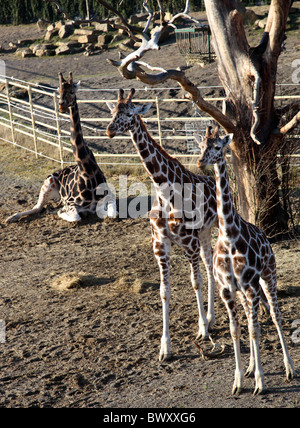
[0, 75, 299, 167]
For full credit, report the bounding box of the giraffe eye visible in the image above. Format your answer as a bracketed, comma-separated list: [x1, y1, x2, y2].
[215, 146, 222, 151]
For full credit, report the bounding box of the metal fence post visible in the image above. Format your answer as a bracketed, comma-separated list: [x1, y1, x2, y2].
[155, 96, 163, 147]
[28, 84, 38, 158]
[5, 78, 15, 145]
[53, 91, 64, 168]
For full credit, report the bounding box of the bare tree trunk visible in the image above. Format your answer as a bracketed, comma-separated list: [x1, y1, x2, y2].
[204, 0, 293, 235]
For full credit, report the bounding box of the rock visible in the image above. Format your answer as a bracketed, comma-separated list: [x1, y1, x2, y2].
[95, 22, 113, 32]
[97, 34, 113, 45]
[243, 10, 258, 25]
[77, 34, 98, 44]
[255, 17, 268, 29]
[16, 48, 34, 58]
[47, 24, 55, 32]
[31, 43, 55, 54]
[44, 29, 58, 41]
[74, 28, 96, 36]
[31, 43, 55, 57]
[55, 44, 73, 55]
[118, 28, 128, 36]
[118, 39, 135, 52]
[58, 24, 73, 39]
[55, 20, 65, 30]
[35, 48, 55, 57]
[164, 12, 173, 21]
[8, 42, 18, 50]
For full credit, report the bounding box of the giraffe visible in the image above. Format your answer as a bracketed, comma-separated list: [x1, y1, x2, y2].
[196, 126, 295, 395]
[106, 88, 218, 361]
[6, 72, 116, 223]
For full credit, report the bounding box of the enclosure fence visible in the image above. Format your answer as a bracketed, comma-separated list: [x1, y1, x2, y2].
[0, 74, 299, 167]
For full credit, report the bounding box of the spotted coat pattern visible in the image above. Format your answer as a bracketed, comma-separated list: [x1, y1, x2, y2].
[197, 126, 295, 395]
[6, 73, 112, 223]
[107, 89, 218, 361]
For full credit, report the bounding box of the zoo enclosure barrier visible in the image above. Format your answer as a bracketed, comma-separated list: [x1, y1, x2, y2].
[0, 74, 299, 167]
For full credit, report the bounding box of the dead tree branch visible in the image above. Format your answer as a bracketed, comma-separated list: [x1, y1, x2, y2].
[106, 0, 236, 134]
[280, 111, 300, 134]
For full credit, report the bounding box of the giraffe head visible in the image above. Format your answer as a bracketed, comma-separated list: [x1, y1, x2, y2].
[58, 72, 80, 113]
[196, 126, 233, 168]
[106, 88, 152, 138]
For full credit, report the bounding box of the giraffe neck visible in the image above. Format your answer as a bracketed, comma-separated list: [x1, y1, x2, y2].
[214, 155, 239, 236]
[69, 102, 97, 172]
[130, 116, 179, 185]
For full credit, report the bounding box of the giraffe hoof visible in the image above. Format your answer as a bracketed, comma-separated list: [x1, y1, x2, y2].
[5, 214, 19, 223]
[232, 386, 242, 396]
[285, 360, 295, 381]
[253, 386, 265, 396]
[245, 368, 254, 378]
[159, 352, 173, 362]
[196, 332, 209, 341]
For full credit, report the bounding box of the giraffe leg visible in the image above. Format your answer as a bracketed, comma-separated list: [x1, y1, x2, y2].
[184, 245, 209, 340]
[237, 290, 255, 378]
[245, 284, 265, 395]
[57, 205, 82, 222]
[260, 275, 295, 381]
[220, 286, 243, 395]
[6, 175, 60, 223]
[152, 228, 172, 361]
[199, 229, 215, 331]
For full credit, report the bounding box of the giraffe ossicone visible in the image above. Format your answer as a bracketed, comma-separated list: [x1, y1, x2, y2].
[107, 88, 218, 361]
[197, 126, 295, 395]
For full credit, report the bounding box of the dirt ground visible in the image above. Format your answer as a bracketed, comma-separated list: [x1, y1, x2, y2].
[0, 7, 300, 409]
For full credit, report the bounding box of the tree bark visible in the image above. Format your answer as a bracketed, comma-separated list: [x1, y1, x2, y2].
[204, 0, 293, 235]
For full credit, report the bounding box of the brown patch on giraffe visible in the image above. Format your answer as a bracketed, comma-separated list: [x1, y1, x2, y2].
[216, 255, 231, 271]
[233, 256, 246, 275]
[217, 242, 229, 255]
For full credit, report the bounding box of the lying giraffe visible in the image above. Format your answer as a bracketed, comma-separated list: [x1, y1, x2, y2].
[106, 88, 217, 361]
[196, 126, 295, 395]
[6, 72, 116, 223]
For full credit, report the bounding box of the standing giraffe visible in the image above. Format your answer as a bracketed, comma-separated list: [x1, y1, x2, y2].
[6, 72, 116, 223]
[196, 126, 295, 395]
[106, 88, 217, 361]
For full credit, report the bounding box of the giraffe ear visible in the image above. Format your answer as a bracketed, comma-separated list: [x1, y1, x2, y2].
[134, 103, 152, 116]
[75, 81, 81, 91]
[222, 133, 234, 147]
